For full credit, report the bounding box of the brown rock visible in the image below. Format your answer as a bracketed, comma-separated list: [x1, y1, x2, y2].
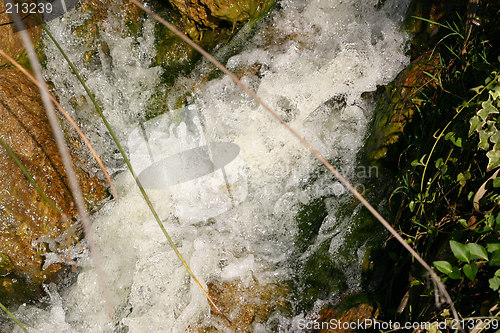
[199, 279, 289, 332]
[168, 0, 274, 39]
[0, 67, 107, 304]
[0, 1, 42, 66]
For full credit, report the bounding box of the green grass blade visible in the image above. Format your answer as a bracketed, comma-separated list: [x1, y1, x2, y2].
[0, 301, 29, 333]
[39, 22, 231, 322]
[0, 136, 61, 214]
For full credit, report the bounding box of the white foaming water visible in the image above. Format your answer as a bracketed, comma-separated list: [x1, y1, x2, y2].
[9, 0, 410, 332]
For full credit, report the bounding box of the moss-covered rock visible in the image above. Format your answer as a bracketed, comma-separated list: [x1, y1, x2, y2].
[167, 0, 275, 40]
[0, 67, 108, 305]
[364, 51, 440, 167]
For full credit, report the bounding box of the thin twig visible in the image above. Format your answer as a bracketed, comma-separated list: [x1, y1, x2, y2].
[0, 49, 118, 201]
[129, 0, 462, 326]
[7, 2, 114, 319]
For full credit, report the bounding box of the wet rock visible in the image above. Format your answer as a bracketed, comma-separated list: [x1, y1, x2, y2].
[365, 51, 440, 166]
[315, 293, 375, 333]
[74, 0, 144, 63]
[0, 67, 107, 305]
[167, 0, 275, 39]
[0, 1, 42, 66]
[199, 279, 289, 332]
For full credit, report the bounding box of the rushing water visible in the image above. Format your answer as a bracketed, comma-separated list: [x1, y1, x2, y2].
[8, 0, 410, 331]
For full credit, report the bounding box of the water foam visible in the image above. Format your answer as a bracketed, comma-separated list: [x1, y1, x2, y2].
[8, 0, 410, 331]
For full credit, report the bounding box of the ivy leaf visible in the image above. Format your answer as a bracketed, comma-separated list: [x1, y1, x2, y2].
[478, 100, 499, 121]
[450, 240, 471, 263]
[489, 276, 500, 291]
[486, 150, 500, 171]
[496, 269, 500, 277]
[478, 130, 492, 150]
[467, 243, 489, 261]
[471, 85, 484, 94]
[469, 115, 482, 136]
[463, 263, 478, 281]
[433, 261, 453, 275]
[489, 84, 500, 100]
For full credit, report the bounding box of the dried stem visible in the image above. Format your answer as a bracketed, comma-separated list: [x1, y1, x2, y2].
[129, 0, 461, 326]
[0, 49, 119, 201]
[7, 2, 114, 319]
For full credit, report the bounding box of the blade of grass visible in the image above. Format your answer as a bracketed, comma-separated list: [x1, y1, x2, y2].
[7, 3, 114, 319]
[39, 19, 231, 325]
[0, 136, 61, 214]
[0, 301, 29, 333]
[0, 48, 119, 201]
[129, 0, 462, 327]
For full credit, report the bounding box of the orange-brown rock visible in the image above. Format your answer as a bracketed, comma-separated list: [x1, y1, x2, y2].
[0, 1, 42, 66]
[0, 67, 107, 305]
[200, 279, 289, 332]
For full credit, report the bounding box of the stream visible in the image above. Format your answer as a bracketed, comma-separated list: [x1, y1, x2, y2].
[9, 0, 410, 331]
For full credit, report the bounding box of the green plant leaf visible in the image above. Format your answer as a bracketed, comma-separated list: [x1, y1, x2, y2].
[494, 177, 500, 188]
[478, 100, 499, 121]
[433, 261, 453, 275]
[449, 266, 462, 280]
[478, 130, 492, 150]
[463, 262, 478, 280]
[467, 243, 489, 260]
[490, 250, 500, 266]
[489, 276, 500, 291]
[495, 269, 500, 277]
[450, 240, 471, 263]
[486, 150, 500, 171]
[487, 243, 500, 253]
[489, 84, 500, 100]
[469, 115, 482, 136]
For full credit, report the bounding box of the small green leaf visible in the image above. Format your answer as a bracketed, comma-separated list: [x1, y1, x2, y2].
[463, 262, 478, 281]
[410, 280, 423, 286]
[458, 219, 467, 228]
[486, 150, 500, 171]
[487, 243, 500, 253]
[478, 130, 492, 150]
[450, 240, 471, 263]
[495, 269, 500, 277]
[467, 243, 489, 260]
[493, 177, 500, 188]
[453, 137, 462, 147]
[409, 201, 415, 212]
[433, 261, 453, 275]
[489, 84, 500, 100]
[471, 85, 484, 94]
[449, 266, 462, 280]
[469, 116, 482, 136]
[489, 276, 500, 291]
[490, 251, 500, 266]
[435, 158, 444, 168]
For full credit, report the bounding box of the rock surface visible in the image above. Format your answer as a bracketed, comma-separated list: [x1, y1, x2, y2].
[0, 67, 107, 305]
[0, 1, 42, 66]
[168, 0, 275, 39]
[365, 51, 440, 166]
